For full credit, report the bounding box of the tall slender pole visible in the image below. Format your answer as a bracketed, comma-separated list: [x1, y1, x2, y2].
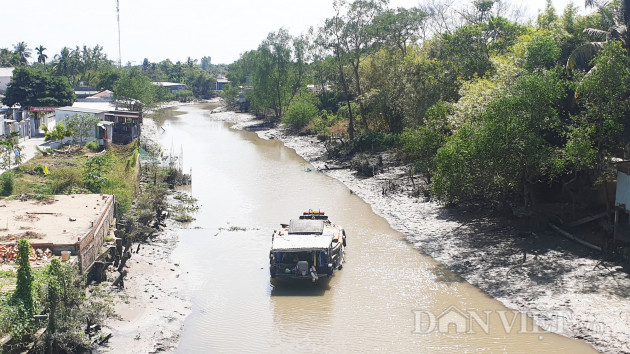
[116, 0, 122, 67]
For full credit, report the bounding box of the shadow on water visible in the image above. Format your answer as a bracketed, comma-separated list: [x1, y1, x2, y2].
[270, 278, 331, 296]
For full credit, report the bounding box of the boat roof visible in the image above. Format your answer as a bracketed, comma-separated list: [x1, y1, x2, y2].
[288, 219, 324, 234]
[272, 233, 334, 251]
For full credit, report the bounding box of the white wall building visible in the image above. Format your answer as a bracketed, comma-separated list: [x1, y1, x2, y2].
[0, 67, 14, 93]
[54, 106, 107, 144]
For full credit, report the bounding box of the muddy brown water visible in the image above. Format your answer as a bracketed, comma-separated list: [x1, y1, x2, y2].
[158, 104, 595, 353]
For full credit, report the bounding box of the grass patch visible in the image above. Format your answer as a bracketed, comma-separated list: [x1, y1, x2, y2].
[2, 143, 139, 219]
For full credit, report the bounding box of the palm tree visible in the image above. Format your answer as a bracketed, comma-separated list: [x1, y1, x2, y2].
[567, 0, 630, 71]
[36, 45, 47, 65]
[13, 42, 31, 65]
[53, 47, 72, 77]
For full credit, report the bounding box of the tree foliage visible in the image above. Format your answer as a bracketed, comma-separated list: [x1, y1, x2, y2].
[64, 113, 100, 145]
[2, 66, 75, 107]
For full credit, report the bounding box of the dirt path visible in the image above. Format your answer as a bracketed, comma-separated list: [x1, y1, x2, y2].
[228, 111, 630, 353]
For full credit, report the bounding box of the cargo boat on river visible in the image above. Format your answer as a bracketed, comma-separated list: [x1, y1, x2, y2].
[269, 210, 346, 282]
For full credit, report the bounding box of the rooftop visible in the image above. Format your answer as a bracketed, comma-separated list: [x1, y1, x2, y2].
[58, 106, 108, 114]
[271, 233, 334, 251]
[152, 82, 186, 87]
[0, 194, 114, 246]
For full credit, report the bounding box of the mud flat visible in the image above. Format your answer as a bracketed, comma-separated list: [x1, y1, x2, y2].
[223, 109, 629, 353]
[99, 118, 190, 354]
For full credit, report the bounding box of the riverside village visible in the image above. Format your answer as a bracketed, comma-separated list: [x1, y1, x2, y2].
[1, 0, 630, 353]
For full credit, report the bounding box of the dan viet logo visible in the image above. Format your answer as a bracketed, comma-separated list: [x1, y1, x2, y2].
[412, 306, 605, 336]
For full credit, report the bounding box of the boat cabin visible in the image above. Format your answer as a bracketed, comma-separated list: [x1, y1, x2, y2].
[269, 212, 346, 282]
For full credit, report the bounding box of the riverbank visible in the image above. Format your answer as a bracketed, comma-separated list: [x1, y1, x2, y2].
[223, 108, 629, 353]
[99, 116, 191, 353]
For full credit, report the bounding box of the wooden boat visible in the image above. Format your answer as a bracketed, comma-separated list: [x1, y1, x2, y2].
[269, 210, 346, 282]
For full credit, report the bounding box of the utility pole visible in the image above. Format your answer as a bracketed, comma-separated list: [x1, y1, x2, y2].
[116, 0, 121, 68]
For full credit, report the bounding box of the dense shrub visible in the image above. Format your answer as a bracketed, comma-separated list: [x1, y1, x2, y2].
[1, 172, 14, 196]
[283, 99, 319, 131]
[85, 140, 100, 152]
[352, 131, 399, 153]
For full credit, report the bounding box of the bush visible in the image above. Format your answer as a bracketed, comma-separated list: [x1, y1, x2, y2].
[34, 165, 49, 176]
[1, 172, 14, 196]
[352, 132, 399, 153]
[85, 140, 100, 152]
[283, 99, 319, 131]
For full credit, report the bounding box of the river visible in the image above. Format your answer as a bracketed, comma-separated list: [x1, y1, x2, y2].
[157, 104, 595, 353]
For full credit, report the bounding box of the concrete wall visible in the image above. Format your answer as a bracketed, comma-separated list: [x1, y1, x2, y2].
[0, 76, 11, 93]
[77, 195, 115, 273]
[616, 171, 630, 212]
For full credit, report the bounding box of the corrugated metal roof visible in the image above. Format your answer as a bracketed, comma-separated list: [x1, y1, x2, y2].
[63, 105, 109, 113]
[152, 81, 186, 87]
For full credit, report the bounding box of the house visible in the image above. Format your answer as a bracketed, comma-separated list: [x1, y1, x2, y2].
[215, 75, 230, 91]
[103, 110, 142, 145]
[54, 106, 142, 146]
[152, 81, 187, 94]
[28, 106, 58, 136]
[0, 67, 14, 93]
[54, 106, 107, 144]
[73, 90, 117, 111]
[56, 106, 107, 125]
[74, 86, 99, 99]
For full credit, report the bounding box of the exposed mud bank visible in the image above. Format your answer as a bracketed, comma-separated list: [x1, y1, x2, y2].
[225, 109, 629, 353]
[99, 118, 191, 354]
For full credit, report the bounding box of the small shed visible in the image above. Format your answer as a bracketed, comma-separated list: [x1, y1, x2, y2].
[103, 111, 142, 144]
[152, 82, 186, 93]
[215, 76, 230, 91]
[97, 121, 114, 146]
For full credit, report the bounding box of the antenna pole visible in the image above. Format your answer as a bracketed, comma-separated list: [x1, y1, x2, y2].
[116, 0, 122, 67]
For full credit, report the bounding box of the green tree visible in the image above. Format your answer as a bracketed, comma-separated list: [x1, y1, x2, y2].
[433, 70, 566, 204]
[0, 48, 18, 67]
[320, 0, 389, 138]
[525, 35, 562, 71]
[52, 45, 113, 86]
[575, 40, 630, 160]
[35, 45, 47, 65]
[0, 135, 24, 171]
[373, 7, 428, 57]
[567, 0, 630, 71]
[13, 42, 31, 65]
[113, 68, 157, 109]
[400, 101, 452, 183]
[10, 239, 35, 334]
[40, 258, 110, 352]
[537, 0, 559, 30]
[2, 66, 75, 107]
[64, 113, 100, 145]
[283, 92, 319, 130]
[200, 56, 212, 71]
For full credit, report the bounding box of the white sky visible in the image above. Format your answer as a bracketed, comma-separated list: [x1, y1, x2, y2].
[0, 0, 585, 66]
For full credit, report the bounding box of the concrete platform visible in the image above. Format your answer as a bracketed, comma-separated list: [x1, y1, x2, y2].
[0, 194, 115, 272]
